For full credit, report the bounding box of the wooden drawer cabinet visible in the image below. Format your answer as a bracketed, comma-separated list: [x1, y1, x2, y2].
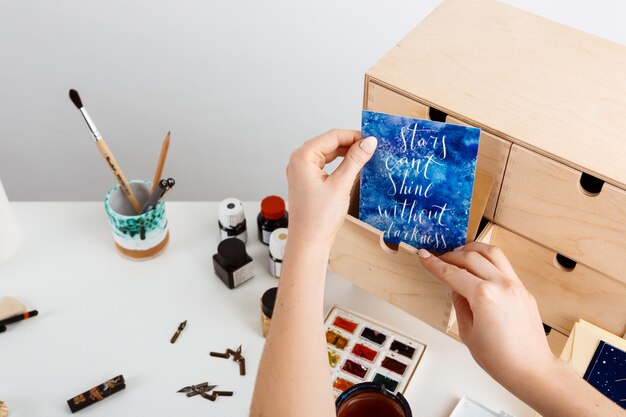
[496, 146, 626, 282]
[330, 0, 626, 345]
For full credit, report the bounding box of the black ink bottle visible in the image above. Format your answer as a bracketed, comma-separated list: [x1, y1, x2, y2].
[260, 287, 277, 338]
[257, 195, 288, 245]
[218, 198, 247, 242]
[268, 228, 288, 278]
[213, 238, 254, 289]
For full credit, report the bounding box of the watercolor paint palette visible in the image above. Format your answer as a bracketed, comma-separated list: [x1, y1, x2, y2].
[324, 305, 426, 396]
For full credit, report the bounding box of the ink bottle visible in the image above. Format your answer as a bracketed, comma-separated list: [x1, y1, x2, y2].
[213, 238, 254, 289]
[268, 228, 288, 278]
[260, 287, 277, 338]
[218, 198, 247, 242]
[257, 195, 288, 245]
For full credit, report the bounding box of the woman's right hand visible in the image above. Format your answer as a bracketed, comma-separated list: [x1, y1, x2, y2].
[417, 243, 558, 388]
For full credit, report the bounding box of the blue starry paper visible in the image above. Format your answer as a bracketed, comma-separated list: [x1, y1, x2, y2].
[583, 341, 626, 409]
[359, 110, 480, 251]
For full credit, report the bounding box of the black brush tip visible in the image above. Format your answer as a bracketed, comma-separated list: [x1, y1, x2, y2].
[69, 89, 83, 109]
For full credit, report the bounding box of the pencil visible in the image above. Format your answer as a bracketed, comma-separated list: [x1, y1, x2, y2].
[151, 131, 171, 194]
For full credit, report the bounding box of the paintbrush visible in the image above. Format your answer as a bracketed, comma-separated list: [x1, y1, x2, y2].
[69, 89, 142, 213]
[151, 132, 171, 194]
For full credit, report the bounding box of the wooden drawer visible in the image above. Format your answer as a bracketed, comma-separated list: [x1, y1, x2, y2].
[365, 81, 431, 119]
[365, 80, 511, 220]
[477, 223, 626, 337]
[446, 116, 511, 219]
[496, 145, 626, 282]
[329, 215, 451, 334]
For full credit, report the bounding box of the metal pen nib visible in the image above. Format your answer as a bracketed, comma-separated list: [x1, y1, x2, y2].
[170, 320, 187, 344]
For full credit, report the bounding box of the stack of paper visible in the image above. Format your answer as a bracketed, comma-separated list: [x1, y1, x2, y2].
[449, 396, 515, 417]
[561, 319, 626, 376]
[534, 319, 626, 416]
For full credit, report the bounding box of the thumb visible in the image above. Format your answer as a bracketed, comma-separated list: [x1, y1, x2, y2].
[331, 136, 377, 188]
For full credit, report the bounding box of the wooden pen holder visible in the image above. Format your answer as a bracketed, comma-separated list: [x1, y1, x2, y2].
[330, 0, 626, 354]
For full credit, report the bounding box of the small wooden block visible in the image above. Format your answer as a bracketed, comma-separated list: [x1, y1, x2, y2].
[0, 296, 26, 320]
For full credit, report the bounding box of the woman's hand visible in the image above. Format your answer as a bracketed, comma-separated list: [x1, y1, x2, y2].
[251, 130, 377, 417]
[286, 129, 377, 249]
[419, 243, 625, 417]
[418, 243, 557, 388]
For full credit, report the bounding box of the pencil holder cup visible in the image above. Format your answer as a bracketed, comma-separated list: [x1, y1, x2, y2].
[104, 180, 169, 260]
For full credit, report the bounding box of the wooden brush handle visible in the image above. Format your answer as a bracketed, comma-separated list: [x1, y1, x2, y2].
[96, 140, 142, 213]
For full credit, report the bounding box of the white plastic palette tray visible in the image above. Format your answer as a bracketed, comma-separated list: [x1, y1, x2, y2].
[324, 305, 426, 396]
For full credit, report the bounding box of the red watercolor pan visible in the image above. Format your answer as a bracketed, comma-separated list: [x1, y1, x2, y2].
[381, 357, 408, 376]
[342, 359, 369, 379]
[351, 343, 378, 362]
[333, 316, 358, 333]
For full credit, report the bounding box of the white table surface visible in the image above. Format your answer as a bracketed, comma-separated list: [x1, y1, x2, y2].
[0, 202, 534, 417]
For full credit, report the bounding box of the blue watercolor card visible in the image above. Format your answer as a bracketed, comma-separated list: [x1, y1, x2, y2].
[359, 110, 480, 251]
[583, 341, 626, 409]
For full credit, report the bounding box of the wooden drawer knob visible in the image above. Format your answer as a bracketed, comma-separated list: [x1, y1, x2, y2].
[554, 253, 577, 271]
[578, 172, 604, 196]
[428, 107, 447, 122]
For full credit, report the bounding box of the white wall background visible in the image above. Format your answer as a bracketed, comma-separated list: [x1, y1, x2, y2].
[1, 0, 625, 201]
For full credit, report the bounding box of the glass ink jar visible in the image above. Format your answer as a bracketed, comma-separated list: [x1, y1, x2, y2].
[260, 287, 277, 337]
[336, 382, 412, 417]
[257, 195, 288, 245]
[268, 228, 288, 278]
[218, 198, 247, 242]
[213, 238, 254, 289]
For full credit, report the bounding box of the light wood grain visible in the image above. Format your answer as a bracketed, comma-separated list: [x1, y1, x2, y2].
[546, 328, 568, 357]
[367, 0, 626, 189]
[447, 116, 511, 219]
[477, 223, 626, 337]
[150, 131, 171, 194]
[329, 216, 451, 333]
[365, 81, 430, 119]
[496, 145, 626, 283]
[95, 140, 142, 213]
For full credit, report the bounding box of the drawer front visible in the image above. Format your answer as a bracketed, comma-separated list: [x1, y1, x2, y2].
[446, 116, 511, 219]
[329, 215, 451, 334]
[366, 80, 431, 119]
[478, 223, 626, 336]
[496, 145, 626, 282]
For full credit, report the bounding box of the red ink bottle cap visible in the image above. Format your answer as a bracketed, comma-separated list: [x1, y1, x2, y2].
[261, 196, 285, 220]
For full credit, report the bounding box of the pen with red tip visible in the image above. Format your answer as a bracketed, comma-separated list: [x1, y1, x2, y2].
[0, 310, 38, 333]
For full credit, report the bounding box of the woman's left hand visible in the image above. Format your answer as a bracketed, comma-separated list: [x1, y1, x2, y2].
[286, 129, 377, 250]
